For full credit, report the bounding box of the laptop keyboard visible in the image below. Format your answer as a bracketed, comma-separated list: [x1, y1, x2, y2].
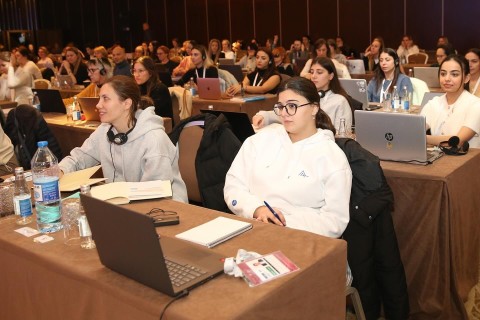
[165, 259, 207, 287]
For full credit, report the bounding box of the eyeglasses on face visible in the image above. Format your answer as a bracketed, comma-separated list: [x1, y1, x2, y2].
[87, 68, 99, 73]
[273, 102, 313, 116]
[273, 54, 281, 58]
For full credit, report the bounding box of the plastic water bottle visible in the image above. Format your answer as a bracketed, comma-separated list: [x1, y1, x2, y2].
[391, 86, 401, 112]
[32, 92, 41, 111]
[31, 141, 62, 233]
[79, 184, 96, 249]
[13, 167, 33, 225]
[337, 118, 348, 138]
[401, 85, 410, 113]
[189, 77, 197, 96]
[72, 96, 82, 123]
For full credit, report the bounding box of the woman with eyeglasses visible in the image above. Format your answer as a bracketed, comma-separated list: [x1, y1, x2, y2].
[421, 55, 480, 148]
[176, 44, 218, 87]
[224, 77, 352, 237]
[253, 57, 353, 133]
[133, 56, 173, 122]
[272, 46, 294, 77]
[59, 75, 188, 202]
[156, 45, 179, 76]
[226, 48, 281, 96]
[62, 58, 113, 107]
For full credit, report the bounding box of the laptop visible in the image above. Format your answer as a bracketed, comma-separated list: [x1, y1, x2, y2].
[77, 97, 100, 121]
[197, 78, 222, 100]
[347, 59, 366, 75]
[56, 74, 75, 88]
[219, 64, 245, 83]
[414, 67, 440, 88]
[200, 110, 255, 142]
[32, 89, 67, 113]
[218, 58, 234, 65]
[355, 110, 443, 165]
[340, 79, 370, 110]
[81, 194, 224, 297]
[420, 92, 444, 109]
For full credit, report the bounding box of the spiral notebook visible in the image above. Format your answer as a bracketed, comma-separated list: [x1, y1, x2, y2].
[175, 216, 252, 248]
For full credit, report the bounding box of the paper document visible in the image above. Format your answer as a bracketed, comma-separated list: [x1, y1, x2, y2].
[175, 216, 252, 248]
[90, 180, 172, 205]
[60, 165, 106, 192]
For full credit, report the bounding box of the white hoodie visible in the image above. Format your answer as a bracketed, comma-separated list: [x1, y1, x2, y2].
[59, 107, 188, 202]
[224, 124, 352, 238]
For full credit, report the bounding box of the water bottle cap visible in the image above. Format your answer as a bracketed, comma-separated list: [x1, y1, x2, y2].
[37, 141, 48, 147]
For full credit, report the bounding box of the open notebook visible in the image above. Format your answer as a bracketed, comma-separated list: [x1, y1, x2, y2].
[176, 216, 252, 248]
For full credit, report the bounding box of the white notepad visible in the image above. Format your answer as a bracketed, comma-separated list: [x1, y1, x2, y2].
[175, 217, 253, 248]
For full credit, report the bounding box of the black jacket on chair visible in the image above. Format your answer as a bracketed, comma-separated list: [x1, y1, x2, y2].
[5, 105, 63, 169]
[170, 113, 241, 212]
[336, 138, 409, 320]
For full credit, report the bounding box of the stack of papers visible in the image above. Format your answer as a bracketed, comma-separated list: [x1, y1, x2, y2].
[230, 95, 266, 103]
[90, 180, 173, 205]
[59, 166, 106, 192]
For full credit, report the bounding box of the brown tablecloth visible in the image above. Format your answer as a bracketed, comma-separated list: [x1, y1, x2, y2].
[0, 200, 347, 319]
[382, 149, 480, 319]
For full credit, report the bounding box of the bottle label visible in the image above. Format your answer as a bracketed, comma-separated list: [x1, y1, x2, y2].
[33, 178, 60, 202]
[14, 196, 33, 217]
[403, 101, 410, 111]
[72, 110, 81, 121]
[78, 216, 92, 237]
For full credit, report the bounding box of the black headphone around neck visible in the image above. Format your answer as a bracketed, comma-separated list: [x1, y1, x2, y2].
[107, 125, 135, 145]
[318, 89, 330, 98]
[439, 136, 469, 156]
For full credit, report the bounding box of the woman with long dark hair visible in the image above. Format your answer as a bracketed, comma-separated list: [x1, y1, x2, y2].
[225, 76, 352, 237]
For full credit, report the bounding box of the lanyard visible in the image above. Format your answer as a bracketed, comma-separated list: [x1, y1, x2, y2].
[195, 67, 206, 79]
[252, 72, 263, 86]
[472, 80, 480, 96]
[379, 79, 392, 102]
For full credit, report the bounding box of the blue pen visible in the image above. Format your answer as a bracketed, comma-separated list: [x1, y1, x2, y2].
[263, 201, 285, 226]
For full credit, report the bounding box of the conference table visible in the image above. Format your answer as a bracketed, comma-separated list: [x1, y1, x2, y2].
[0, 199, 348, 319]
[191, 94, 278, 120]
[43, 113, 173, 156]
[381, 149, 480, 319]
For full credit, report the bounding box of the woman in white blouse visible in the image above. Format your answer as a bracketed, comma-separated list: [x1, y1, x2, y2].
[421, 55, 480, 148]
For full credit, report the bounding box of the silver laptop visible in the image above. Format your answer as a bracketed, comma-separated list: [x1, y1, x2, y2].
[414, 67, 440, 88]
[420, 92, 444, 109]
[347, 59, 366, 75]
[81, 194, 224, 297]
[340, 79, 369, 110]
[355, 110, 443, 165]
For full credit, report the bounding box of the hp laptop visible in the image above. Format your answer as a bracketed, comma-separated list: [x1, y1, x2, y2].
[219, 64, 245, 83]
[81, 195, 224, 297]
[340, 79, 370, 110]
[197, 78, 222, 100]
[32, 89, 67, 113]
[414, 67, 440, 88]
[347, 59, 366, 75]
[354, 110, 443, 165]
[200, 109, 255, 142]
[78, 97, 100, 121]
[420, 92, 444, 110]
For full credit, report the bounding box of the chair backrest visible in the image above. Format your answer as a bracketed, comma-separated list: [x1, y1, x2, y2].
[33, 79, 52, 89]
[409, 77, 430, 106]
[178, 124, 204, 203]
[280, 73, 291, 83]
[407, 53, 429, 64]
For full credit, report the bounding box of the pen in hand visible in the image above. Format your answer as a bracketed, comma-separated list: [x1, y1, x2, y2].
[263, 201, 285, 226]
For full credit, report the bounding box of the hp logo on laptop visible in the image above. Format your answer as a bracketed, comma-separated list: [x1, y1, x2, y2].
[385, 133, 394, 141]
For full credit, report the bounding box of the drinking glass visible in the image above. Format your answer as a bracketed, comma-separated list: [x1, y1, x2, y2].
[62, 198, 81, 246]
[0, 182, 15, 222]
[382, 92, 392, 112]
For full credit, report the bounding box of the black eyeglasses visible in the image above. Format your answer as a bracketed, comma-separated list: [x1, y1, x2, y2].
[273, 54, 281, 58]
[87, 68, 99, 73]
[273, 102, 313, 116]
[147, 208, 177, 218]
